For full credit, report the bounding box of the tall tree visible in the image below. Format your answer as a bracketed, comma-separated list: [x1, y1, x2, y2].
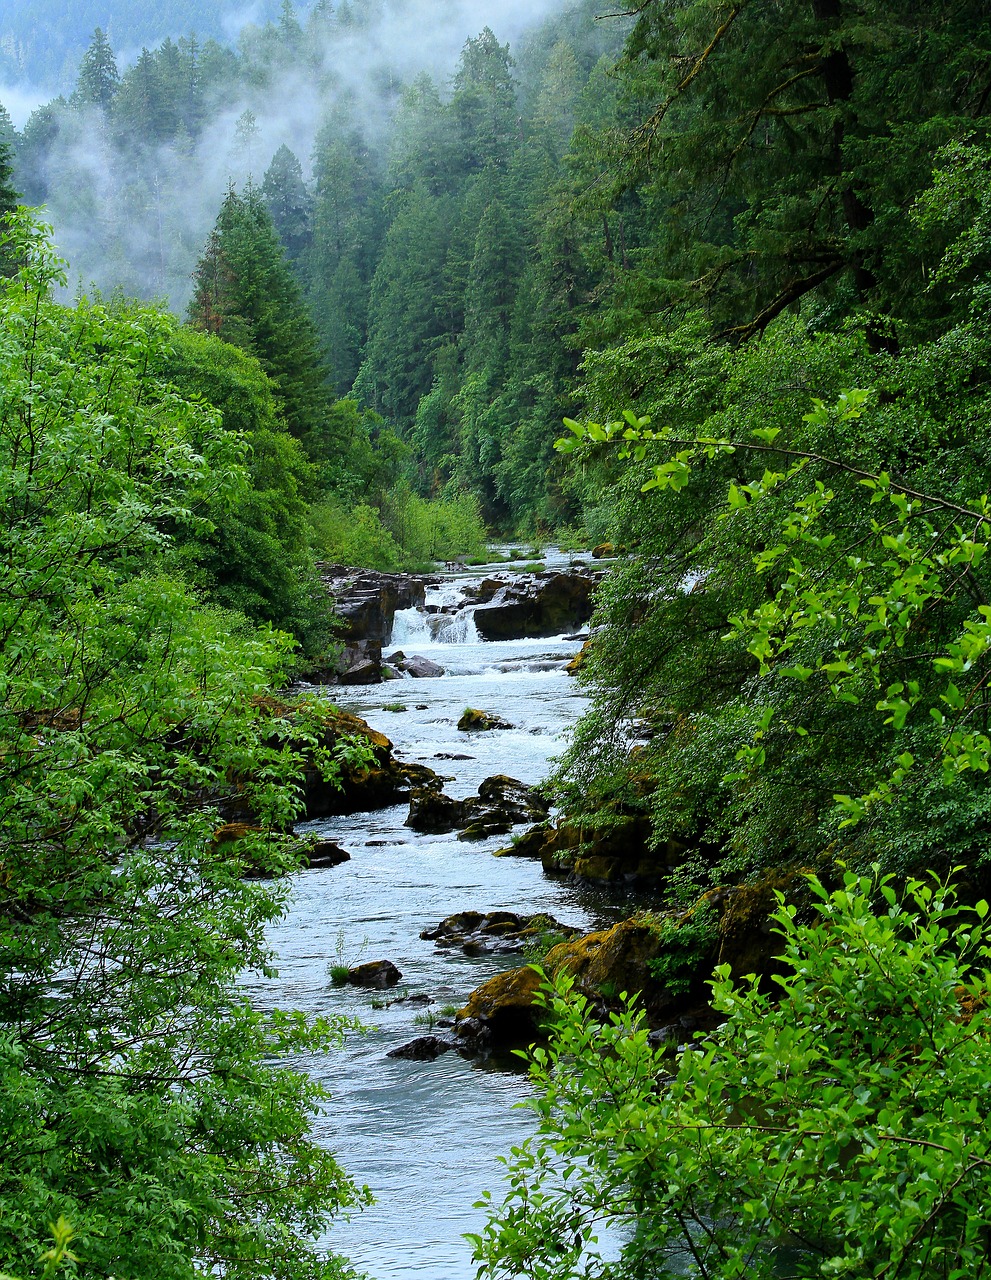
[74, 28, 119, 111]
[0, 212, 365, 1278]
[262, 144, 313, 263]
[451, 28, 518, 176]
[188, 185, 335, 462]
[0, 103, 19, 217]
[0, 105, 20, 275]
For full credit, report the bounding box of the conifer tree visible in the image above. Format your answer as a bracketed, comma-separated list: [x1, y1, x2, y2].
[451, 28, 517, 176]
[262, 144, 312, 263]
[74, 28, 119, 111]
[188, 185, 335, 461]
[0, 105, 20, 275]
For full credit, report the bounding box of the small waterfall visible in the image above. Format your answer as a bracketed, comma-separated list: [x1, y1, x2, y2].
[433, 607, 479, 645]
[389, 607, 431, 646]
[390, 596, 480, 647]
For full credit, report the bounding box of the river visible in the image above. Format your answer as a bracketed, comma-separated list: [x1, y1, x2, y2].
[244, 553, 634, 1279]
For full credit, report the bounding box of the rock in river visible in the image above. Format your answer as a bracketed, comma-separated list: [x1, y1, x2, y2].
[386, 1036, 458, 1061]
[347, 960, 403, 989]
[457, 708, 514, 732]
[386, 650, 445, 678]
[471, 570, 598, 641]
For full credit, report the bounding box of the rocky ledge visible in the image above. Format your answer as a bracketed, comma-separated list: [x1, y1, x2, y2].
[467, 569, 601, 641]
[453, 867, 810, 1053]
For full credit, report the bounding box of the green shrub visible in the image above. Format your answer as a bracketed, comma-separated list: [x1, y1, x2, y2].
[644, 899, 719, 994]
[473, 870, 991, 1280]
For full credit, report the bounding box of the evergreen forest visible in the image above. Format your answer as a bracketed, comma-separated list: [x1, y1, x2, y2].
[4, 0, 991, 1275]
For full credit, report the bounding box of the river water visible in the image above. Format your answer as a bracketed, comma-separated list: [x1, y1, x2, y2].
[246, 554, 633, 1279]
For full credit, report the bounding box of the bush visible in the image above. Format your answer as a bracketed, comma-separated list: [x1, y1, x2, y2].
[472, 869, 991, 1280]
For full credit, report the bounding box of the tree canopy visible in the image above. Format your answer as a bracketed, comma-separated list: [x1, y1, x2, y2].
[0, 212, 366, 1278]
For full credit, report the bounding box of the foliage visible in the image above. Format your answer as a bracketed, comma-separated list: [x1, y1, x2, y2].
[309, 499, 402, 572]
[188, 184, 335, 457]
[643, 899, 718, 994]
[551, 308, 991, 887]
[0, 213, 366, 1278]
[472, 869, 991, 1280]
[162, 324, 333, 653]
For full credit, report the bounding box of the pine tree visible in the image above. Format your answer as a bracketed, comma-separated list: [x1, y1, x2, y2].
[188, 185, 335, 461]
[307, 105, 386, 391]
[0, 103, 21, 275]
[451, 28, 517, 176]
[262, 145, 312, 263]
[113, 48, 174, 146]
[75, 29, 119, 111]
[278, 0, 304, 52]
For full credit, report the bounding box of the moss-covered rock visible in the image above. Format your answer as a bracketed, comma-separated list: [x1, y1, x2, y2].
[457, 708, 514, 732]
[455, 965, 546, 1048]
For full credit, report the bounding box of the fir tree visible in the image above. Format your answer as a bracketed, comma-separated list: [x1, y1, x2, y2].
[0, 104, 20, 275]
[74, 28, 119, 111]
[261, 144, 312, 263]
[188, 185, 335, 461]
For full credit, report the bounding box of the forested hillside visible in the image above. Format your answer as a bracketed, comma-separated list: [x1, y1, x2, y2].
[0, 0, 237, 86]
[2, 0, 629, 533]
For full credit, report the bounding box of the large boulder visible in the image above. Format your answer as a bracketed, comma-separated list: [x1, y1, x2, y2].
[347, 959, 403, 988]
[453, 915, 703, 1051]
[454, 965, 546, 1048]
[405, 786, 467, 834]
[458, 708, 514, 732]
[337, 639, 383, 685]
[318, 564, 428, 644]
[405, 773, 548, 839]
[459, 775, 549, 839]
[520, 816, 670, 887]
[386, 650, 445, 679]
[472, 571, 599, 641]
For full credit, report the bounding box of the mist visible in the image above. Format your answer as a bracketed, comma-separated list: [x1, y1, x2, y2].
[25, 0, 585, 312]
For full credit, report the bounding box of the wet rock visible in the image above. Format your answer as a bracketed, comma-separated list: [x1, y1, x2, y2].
[211, 821, 264, 849]
[405, 786, 467, 834]
[523, 816, 674, 888]
[304, 840, 352, 869]
[592, 543, 615, 558]
[422, 909, 578, 956]
[385, 651, 445, 679]
[435, 752, 474, 761]
[477, 774, 547, 814]
[472, 571, 599, 641]
[386, 1036, 457, 1061]
[458, 819, 514, 840]
[457, 708, 514, 732]
[454, 966, 546, 1048]
[338, 640, 383, 685]
[493, 824, 549, 859]
[566, 637, 594, 676]
[348, 960, 403, 989]
[455, 775, 549, 840]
